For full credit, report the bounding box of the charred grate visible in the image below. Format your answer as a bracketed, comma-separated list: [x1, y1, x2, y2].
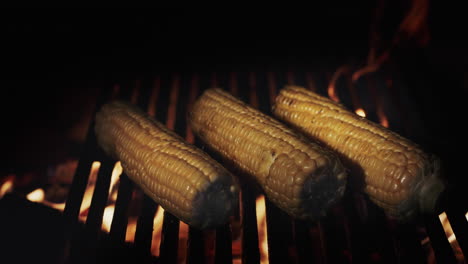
[62, 68, 467, 264]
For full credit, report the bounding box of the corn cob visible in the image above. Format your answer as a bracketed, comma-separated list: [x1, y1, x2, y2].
[94, 101, 239, 229]
[189, 88, 347, 220]
[273, 86, 445, 219]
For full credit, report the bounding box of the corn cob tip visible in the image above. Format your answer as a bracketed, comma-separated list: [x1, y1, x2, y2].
[95, 100, 240, 229]
[396, 157, 444, 220]
[418, 175, 445, 215]
[273, 86, 446, 220]
[299, 166, 347, 219]
[417, 158, 445, 215]
[191, 174, 239, 229]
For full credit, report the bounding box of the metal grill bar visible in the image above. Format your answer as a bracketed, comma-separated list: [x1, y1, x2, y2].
[446, 207, 468, 259]
[63, 68, 463, 264]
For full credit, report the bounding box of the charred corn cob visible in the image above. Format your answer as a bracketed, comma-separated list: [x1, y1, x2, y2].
[189, 88, 347, 220]
[94, 101, 239, 229]
[273, 86, 444, 219]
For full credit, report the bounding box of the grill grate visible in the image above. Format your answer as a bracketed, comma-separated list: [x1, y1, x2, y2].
[63, 69, 466, 264]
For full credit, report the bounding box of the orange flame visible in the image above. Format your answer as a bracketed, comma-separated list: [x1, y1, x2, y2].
[0, 176, 14, 198]
[327, 83, 339, 103]
[79, 161, 101, 221]
[25, 187, 66, 211]
[352, 0, 429, 83]
[351, 52, 390, 83]
[108, 161, 122, 202]
[19, 160, 125, 238]
[125, 217, 138, 242]
[439, 212, 465, 262]
[379, 114, 389, 128]
[355, 108, 366, 118]
[102, 205, 116, 233]
[256, 195, 269, 264]
[328, 66, 349, 102]
[178, 221, 189, 263]
[97, 161, 124, 233]
[47, 201, 66, 211]
[151, 206, 165, 256]
[26, 188, 45, 202]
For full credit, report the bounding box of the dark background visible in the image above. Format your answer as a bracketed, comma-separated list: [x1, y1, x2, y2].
[0, 7, 466, 264]
[1, 7, 466, 183]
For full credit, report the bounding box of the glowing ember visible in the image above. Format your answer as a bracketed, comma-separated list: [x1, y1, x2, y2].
[151, 206, 165, 256]
[125, 217, 138, 242]
[102, 205, 116, 233]
[327, 82, 339, 103]
[355, 108, 366, 118]
[439, 212, 465, 262]
[25, 187, 66, 211]
[379, 114, 389, 128]
[439, 212, 455, 242]
[111, 162, 122, 186]
[178, 221, 189, 263]
[0, 177, 14, 198]
[108, 161, 122, 202]
[256, 195, 269, 264]
[26, 188, 45, 202]
[79, 161, 101, 221]
[46, 201, 66, 211]
[96, 161, 124, 234]
[374, 91, 389, 128]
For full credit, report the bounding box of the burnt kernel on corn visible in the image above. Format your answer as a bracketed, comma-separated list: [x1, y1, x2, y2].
[94, 101, 239, 229]
[273, 86, 444, 219]
[189, 88, 347, 220]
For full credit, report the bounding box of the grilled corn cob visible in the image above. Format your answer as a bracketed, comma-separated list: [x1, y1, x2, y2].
[189, 88, 347, 220]
[94, 101, 239, 229]
[273, 86, 444, 219]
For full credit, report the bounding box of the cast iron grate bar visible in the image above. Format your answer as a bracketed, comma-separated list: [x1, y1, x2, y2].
[133, 76, 159, 262]
[183, 73, 207, 264]
[158, 73, 182, 264]
[262, 70, 297, 264]
[108, 76, 159, 248]
[425, 215, 459, 263]
[446, 206, 468, 259]
[62, 67, 465, 264]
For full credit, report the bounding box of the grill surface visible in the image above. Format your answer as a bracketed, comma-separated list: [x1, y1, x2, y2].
[63, 69, 467, 264]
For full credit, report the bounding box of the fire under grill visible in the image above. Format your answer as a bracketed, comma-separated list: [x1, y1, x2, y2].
[49, 69, 468, 263]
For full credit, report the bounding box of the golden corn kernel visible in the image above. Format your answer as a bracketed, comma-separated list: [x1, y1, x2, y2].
[95, 101, 239, 229]
[273, 86, 444, 219]
[189, 88, 347, 220]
